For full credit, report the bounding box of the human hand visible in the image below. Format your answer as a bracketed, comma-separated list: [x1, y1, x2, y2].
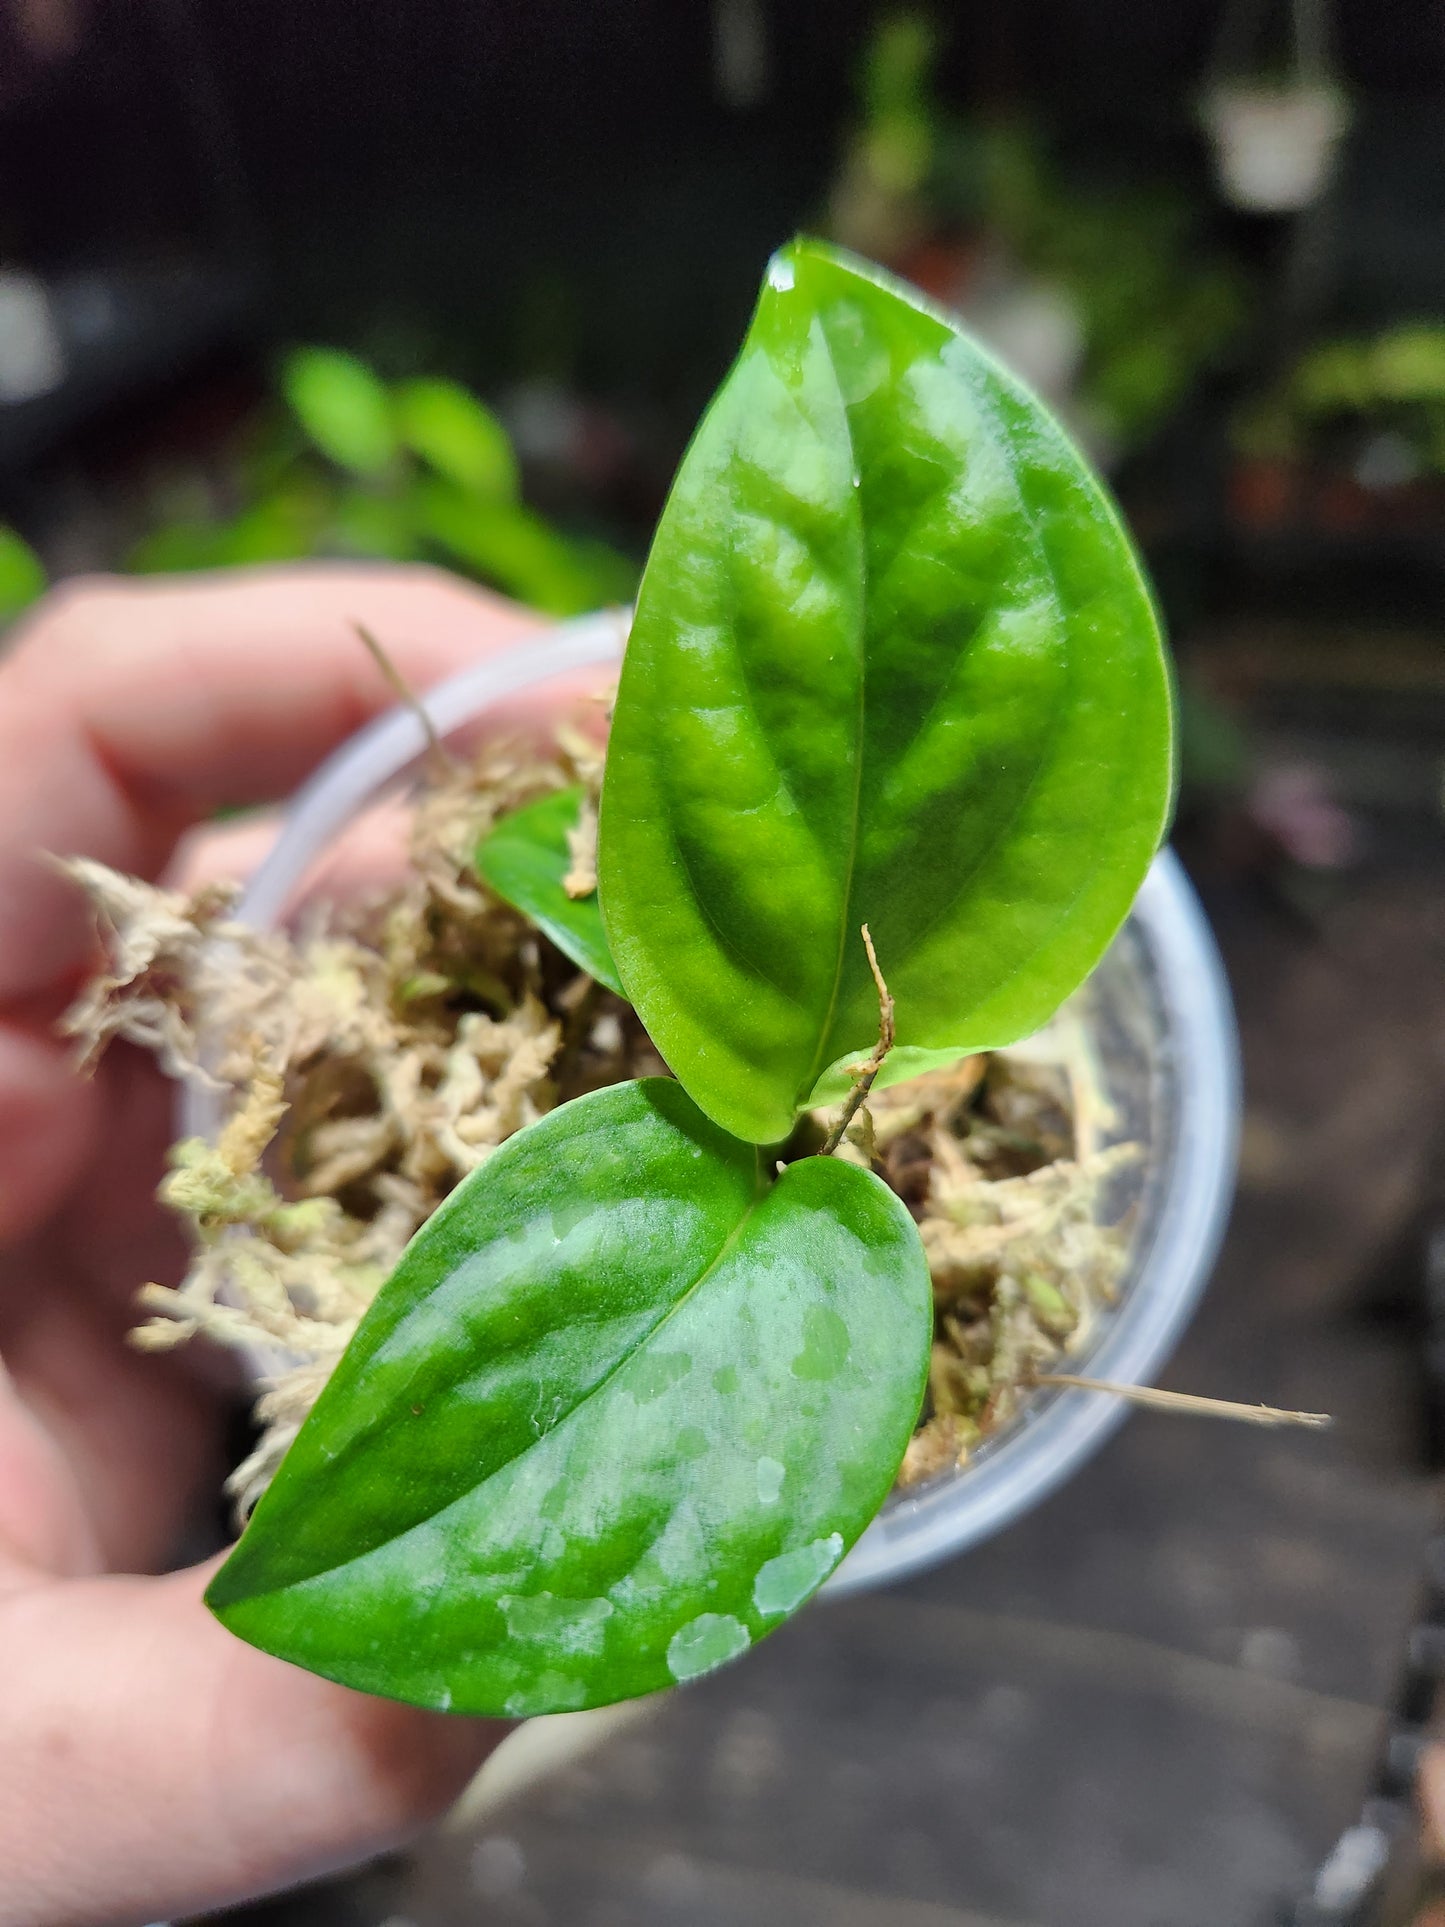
[0, 566, 550, 1927]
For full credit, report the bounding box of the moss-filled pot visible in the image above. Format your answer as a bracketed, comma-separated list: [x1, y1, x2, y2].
[180, 614, 1239, 1596]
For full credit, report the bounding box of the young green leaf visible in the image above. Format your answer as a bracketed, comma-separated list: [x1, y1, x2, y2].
[475, 786, 624, 994]
[206, 1080, 930, 1714]
[283, 347, 398, 477]
[599, 239, 1174, 1144]
[394, 377, 519, 500]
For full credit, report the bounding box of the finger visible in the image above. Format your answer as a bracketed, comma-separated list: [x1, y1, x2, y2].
[164, 809, 285, 894]
[0, 1356, 105, 1583]
[0, 1261, 220, 1576]
[1421, 1744, 1445, 1857]
[0, 565, 547, 1001]
[0, 1039, 225, 1565]
[0, 1558, 504, 1927]
[166, 798, 417, 909]
[0, 1026, 100, 1244]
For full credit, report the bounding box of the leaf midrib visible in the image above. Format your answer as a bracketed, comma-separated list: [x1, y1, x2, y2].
[798, 311, 868, 1104]
[802, 354, 1101, 1092]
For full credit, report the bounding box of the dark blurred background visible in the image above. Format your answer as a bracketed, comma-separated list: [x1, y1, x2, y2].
[6, 3, 1445, 1924]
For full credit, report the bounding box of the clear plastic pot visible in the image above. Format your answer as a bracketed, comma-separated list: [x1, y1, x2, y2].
[184, 612, 1239, 1592]
[831, 836, 1239, 1594]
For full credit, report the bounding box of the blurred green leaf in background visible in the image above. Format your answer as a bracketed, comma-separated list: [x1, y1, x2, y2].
[394, 377, 519, 500]
[829, 12, 1248, 460]
[0, 526, 47, 624]
[128, 348, 637, 618]
[282, 348, 400, 477]
[1233, 322, 1445, 479]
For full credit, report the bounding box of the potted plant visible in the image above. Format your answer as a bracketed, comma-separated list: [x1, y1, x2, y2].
[1199, 0, 1350, 215]
[69, 240, 1236, 1716]
[827, 19, 1248, 467]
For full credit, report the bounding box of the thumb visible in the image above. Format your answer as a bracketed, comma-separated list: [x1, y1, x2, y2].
[0, 1557, 505, 1927]
[0, 1025, 100, 1247]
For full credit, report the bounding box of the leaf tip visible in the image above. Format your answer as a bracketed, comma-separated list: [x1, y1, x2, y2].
[765, 251, 797, 294]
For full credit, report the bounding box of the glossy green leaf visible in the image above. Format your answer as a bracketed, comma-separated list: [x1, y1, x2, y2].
[206, 1080, 930, 1714]
[475, 786, 624, 994]
[394, 377, 519, 500]
[599, 238, 1174, 1143]
[283, 347, 398, 477]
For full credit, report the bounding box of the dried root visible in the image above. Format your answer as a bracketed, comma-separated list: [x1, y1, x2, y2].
[867, 1049, 1141, 1489]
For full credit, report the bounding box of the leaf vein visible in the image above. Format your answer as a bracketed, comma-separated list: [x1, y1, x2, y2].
[798, 322, 867, 1101]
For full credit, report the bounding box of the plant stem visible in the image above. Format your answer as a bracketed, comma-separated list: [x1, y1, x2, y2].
[352, 621, 457, 776]
[820, 924, 895, 1157]
[1032, 1371, 1331, 1429]
[553, 976, 602, 1091]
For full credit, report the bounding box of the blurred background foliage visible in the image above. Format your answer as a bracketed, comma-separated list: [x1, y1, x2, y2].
[4, 0, 1445, 855]
[127, 348, 637, 614]
[0, 522, 45, 621]
[827, 14, 1250, 458]
[0, 8, 1253, 628]
[1235, 321, 1445, 475]
[0, 349, 637, 623]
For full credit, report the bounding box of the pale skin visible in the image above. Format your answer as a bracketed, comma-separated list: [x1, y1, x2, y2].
[0, 566, 568, 1926]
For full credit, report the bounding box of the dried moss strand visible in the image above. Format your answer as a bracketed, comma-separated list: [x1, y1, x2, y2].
[60, 735, 1146, 1519]
[1033, 1372, 1332, 1429]
[820, 924, 895, 1157]
[352, 621, 457, 776]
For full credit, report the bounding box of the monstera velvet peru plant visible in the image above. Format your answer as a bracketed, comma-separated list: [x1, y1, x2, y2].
[204, 239, 1173, 1717]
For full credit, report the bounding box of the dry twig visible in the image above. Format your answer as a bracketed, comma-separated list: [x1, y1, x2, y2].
[352, 621, 457, 776]
[821, 924, 895, 1157]
[1032, 1371, 1332, 1429]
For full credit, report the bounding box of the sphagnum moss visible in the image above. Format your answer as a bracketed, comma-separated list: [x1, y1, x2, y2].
[63, 731, 1137, 1521]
